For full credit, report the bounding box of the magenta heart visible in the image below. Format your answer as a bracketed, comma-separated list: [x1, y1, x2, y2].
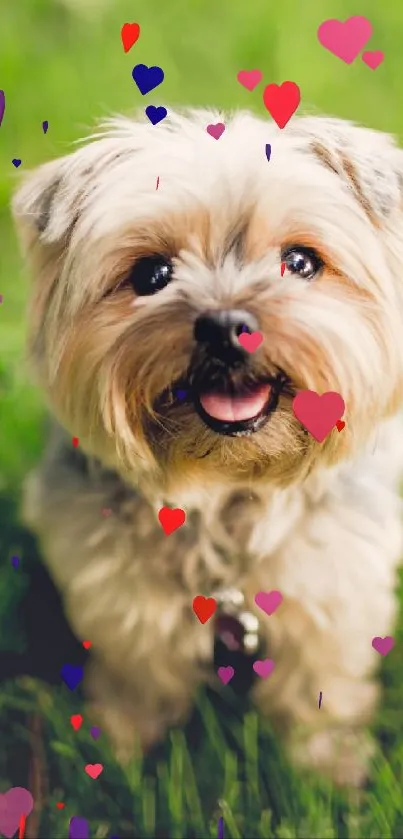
[217, 665, 235, 685]
[0, 788, 34, 838]
[254, 590, 283, 616]
[317, 15, 372, 64]
[362, 50, 384, 70]
[206, 123, 225, 140]
[292, 390, 345, 443]
[237, 69, 263, 91]
[253, 659, 275, 679]
[372, 636, 395, 656]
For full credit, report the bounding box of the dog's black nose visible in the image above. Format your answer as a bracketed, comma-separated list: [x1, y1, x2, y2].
[194, 309, 259, 362]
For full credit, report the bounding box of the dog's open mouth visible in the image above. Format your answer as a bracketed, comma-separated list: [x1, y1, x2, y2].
[194, 381, 277, 436]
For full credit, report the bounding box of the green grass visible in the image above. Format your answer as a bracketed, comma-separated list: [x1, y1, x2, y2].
[2, 0, 403, 835]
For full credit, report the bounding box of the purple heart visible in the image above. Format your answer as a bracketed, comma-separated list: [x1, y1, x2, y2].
[132, 63, 164, 95]
[175, 389, 187, 400]
[0, 787, 34, 839]
[68, 816, 90, 839]
[145, 106, 167, 126]
[60, 664, 84, 690]
[265, 143, 271, 161]
[42, 120, 49, 134]
[0, 90, 5, 127]
[372, 635, 395, 656]
[90, 726, 101, 740]
[11, 555, 20, 569]
[12, 159, 22, 168]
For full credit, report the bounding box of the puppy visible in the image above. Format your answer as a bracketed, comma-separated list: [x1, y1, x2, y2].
[12, 108, 403, 785]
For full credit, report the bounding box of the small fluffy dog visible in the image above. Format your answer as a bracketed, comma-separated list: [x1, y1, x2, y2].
[12, 108, 403, 786]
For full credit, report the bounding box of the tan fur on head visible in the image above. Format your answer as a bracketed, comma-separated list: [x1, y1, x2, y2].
[12, 109, 403, 494]
[12, 109, 403, 784]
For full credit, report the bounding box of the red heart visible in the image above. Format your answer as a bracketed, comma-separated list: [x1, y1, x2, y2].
[238, 331, 264, 353]
[336, 419, 345, 432]
[70, 713, 83, 731]
[192, 595, 217, 624]
[263, 81, 301, 129]
[158, 506, 186, 535]
[121, 22, 140, 53]
[56, 802, 65, 809]
[72, 437, 79, 447]
[85, 763, 104, 779]
[82, 640, 92, 649]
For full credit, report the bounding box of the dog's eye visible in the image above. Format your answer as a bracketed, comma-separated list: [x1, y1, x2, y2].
[281, 247, 322, 280]
[127, 256, 173, 295]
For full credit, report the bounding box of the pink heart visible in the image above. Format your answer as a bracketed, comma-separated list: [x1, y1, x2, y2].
[292, 390, 345, 443]
[84, 763, 104, 779]
[317, 16, 372, 64]
[253, 659, 275, 679]
[372, 636, 395, 656]
[238, 331, 264, 353]
[217, 665, 235, 685]
[0, 788, 34, 838]
[254, 590, 283, 616]
[237, 69, 263, 91]
[362, 50, 384, 70]
[206, 123, 225, 140]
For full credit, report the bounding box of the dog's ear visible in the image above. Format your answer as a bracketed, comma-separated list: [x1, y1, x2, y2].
[298, 117, 403, 227]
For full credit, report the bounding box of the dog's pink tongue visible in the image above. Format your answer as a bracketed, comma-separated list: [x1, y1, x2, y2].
[200, 384, 271, 422]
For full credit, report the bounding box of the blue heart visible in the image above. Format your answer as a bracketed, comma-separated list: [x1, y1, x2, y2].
[132, 63, 164, 95]
[61, 664, 84, 690]
[12, 158, 22, 168]
[265, 143, 271, 162]
[145, 106, 167, 126]
[175, 389, 187, 400]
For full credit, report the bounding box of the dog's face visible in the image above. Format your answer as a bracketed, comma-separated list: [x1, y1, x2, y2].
[12, 109, 403, 492]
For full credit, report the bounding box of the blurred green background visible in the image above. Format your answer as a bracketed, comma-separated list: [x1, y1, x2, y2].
[2, 1, 403, 837]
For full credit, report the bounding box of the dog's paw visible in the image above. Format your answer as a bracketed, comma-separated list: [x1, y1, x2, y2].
[289, 727, 375, 787]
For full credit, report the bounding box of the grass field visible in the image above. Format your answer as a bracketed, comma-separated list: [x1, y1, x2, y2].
[2, 0, 403, 836]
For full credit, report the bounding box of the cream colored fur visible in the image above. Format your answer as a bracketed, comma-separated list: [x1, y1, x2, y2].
[11, 108, 403, 785]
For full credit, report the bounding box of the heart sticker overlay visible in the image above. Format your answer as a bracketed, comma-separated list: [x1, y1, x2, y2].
[145, 105, 167, 125]
[263, 81, 300, 129]
[237, 69, 263, 91]
[0, 787, 34, 839]
[206, 123, 225, 140]
[72, 437, 79, 447]
[254, 590, 283, 616]
[317, 16, 372, 64]
[121, 22, 140, 53]
[158, 506, 186, 535]
[253, 659, 275, 679]
[265, 143, 271, 162]
[132, 63, 164, 95]
[70, 714, 83, 731]
[0, 90, 5, 127]
[56, 802, 65, 809]
[90, 726, 101, 740]
[192, 595, 217, 624]
[372, 636, 395, 656]
[82, 640, 92, 649]
[336, 419, 345, 432]
[217, 665, 235, 685]
[238, 331, 264, 352]
[68, 816, 90, 839]
[292, 390, 345, 443]
[12, 159, 22, 168]
[84, 763, 104, 779]
[61, 664, 84, 690]
[362, 50, 384, 70]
